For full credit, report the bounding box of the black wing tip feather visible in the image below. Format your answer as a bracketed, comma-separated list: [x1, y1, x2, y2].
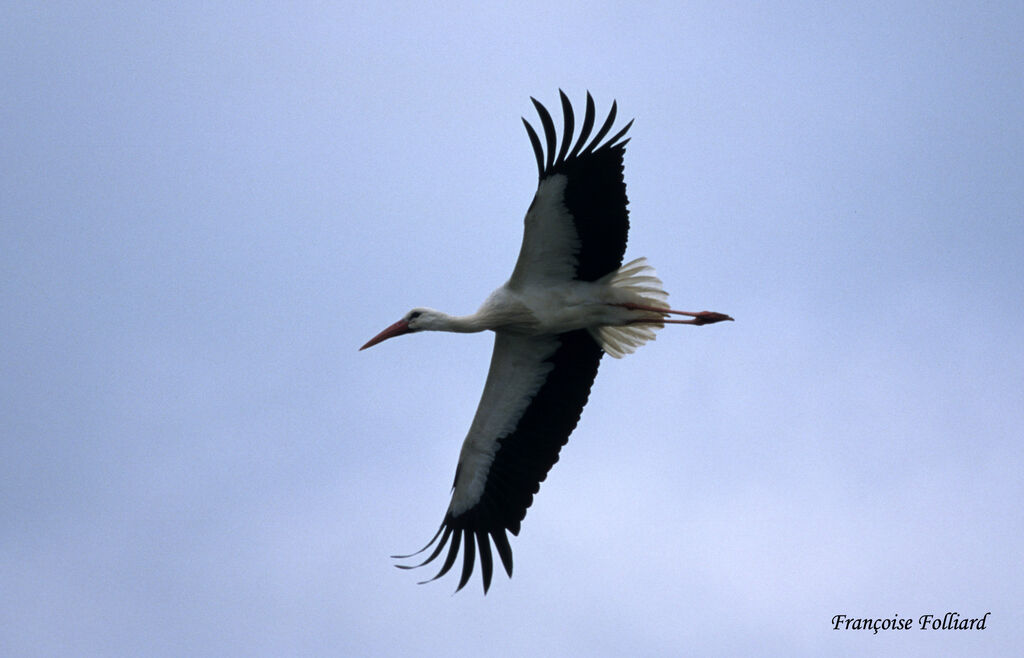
[394, 519, 514, 594]
[530, 97, 557, 173]
[522, 90, 634, 181]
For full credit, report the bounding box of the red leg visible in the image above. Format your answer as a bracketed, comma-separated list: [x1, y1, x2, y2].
[617, 302, 734, 326]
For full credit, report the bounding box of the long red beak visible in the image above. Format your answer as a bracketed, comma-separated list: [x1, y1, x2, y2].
[360, 319, 412, 350]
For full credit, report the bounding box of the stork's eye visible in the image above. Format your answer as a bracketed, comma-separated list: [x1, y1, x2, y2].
[408, 311, 422, 321]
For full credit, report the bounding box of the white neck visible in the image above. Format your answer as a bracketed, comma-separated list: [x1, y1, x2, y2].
[418, 309, 490, 334]
[440, 312, 489, 333]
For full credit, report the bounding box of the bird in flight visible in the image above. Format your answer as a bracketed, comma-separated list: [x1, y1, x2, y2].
[361, 91, 732, 593]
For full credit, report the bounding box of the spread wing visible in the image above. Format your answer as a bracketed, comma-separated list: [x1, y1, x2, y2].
[509, 91, 634, 287]
[394, 329, 603, 593]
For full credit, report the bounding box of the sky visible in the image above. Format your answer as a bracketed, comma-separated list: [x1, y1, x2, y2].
[2, 2, 1023, 656]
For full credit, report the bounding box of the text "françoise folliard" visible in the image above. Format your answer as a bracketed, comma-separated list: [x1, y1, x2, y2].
[832, 612, 990, 634]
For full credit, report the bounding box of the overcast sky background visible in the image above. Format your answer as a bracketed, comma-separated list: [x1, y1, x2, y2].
[3, 2, 1023, 656]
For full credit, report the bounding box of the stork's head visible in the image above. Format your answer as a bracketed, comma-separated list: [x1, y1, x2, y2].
[360, 308, 439, 350]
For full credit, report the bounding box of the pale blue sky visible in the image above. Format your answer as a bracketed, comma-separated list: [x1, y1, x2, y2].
[3, 2, 1022, 656]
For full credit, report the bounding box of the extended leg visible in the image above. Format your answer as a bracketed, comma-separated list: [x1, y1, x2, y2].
[617, 302, 734, 326]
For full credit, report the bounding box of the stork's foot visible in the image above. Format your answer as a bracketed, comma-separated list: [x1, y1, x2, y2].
[688, 311, 734, 325]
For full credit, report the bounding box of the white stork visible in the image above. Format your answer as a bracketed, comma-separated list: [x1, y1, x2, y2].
[361, 91, 732, 593]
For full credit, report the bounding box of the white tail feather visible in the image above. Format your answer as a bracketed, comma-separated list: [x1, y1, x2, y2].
[589, 257, 670, 358]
